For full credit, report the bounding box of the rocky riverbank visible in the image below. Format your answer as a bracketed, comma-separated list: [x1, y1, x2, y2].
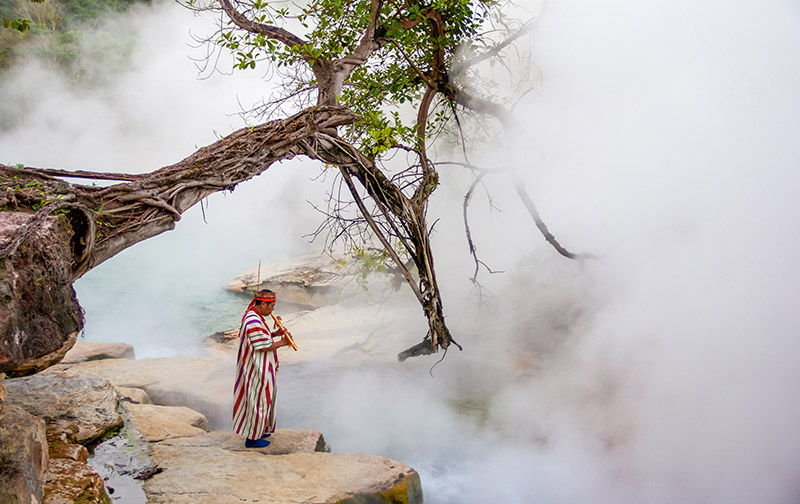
[1, 340, 422, 503]
[0, 255, 426, 503]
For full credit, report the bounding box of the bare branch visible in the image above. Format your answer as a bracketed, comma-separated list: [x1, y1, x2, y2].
[451, 18, 535, 76]
[337, 166, 424, 304]
[462, 172, 505, 280]
[510, 172, 596, 261]
[446, 85, 518, 128]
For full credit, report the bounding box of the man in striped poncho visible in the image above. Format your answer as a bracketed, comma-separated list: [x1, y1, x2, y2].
[233, 289, 292, 448]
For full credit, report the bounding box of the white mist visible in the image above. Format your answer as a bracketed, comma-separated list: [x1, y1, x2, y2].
[1, 0, 799, 502]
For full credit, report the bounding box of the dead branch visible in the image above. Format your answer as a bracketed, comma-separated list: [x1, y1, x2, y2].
[510, 172, 596, 261]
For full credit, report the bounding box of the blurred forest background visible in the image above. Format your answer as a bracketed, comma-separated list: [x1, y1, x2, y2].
[1, 0, 148, 90]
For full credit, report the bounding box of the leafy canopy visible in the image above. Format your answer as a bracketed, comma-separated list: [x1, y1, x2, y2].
[195, 0, 517, 158]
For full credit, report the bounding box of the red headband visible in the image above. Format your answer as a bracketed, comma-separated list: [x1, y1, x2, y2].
[254, 291, 276, 302]
[241, 291, 277, 325]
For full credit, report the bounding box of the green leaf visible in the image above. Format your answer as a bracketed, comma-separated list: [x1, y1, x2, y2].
[2, 17, 31, 33]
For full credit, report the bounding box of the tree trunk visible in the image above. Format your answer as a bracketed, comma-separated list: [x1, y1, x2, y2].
[293, 132, 460, 356]
[0, 106, 356, 375]
[0, 104, 455, 374]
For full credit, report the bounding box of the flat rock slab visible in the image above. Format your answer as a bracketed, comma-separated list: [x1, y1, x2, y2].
[125, 403, 210, 442]
[61, 341, 135, 364]
[159, 429, 330, 455]
[145, 431, 421, 504]
[48, 356, 233, 429]
[5, 371, 121, 444]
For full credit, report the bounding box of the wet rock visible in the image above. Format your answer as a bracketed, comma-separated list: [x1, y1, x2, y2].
[144, 430, 421, 504]
[5, 372, 122, 444]
[88, 402, 156, 504]
[125, 403, 210, 442]
[61, 341, 135, 364]
[0, 405, 48, 504]
[205, 329, 239, 351]
[225, 254, 346, 309]
[44, 458, 110, 504]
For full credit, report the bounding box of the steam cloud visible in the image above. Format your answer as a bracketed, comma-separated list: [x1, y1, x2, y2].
[314, 1, 800, 502]
[2, 0, 800, 502]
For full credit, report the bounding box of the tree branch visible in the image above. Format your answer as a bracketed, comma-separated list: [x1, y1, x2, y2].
[510, 172, 595, 261]
[217, 0, 306, 48]
[451, 18, 535, 76]
[338, 165, 424, 304]
[17, 167, 142, 181]
[338, 0, 384, 67]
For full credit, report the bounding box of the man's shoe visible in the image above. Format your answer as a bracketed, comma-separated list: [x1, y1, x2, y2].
[245, 438, 271, 448]
[260, 433, 272, 439]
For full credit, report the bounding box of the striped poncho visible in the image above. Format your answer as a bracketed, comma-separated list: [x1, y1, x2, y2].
[233, 309, 278, 439]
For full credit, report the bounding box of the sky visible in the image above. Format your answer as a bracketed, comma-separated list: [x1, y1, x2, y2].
[2, 0, 800, 502]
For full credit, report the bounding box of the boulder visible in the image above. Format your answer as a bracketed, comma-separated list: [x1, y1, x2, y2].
[46, 425, 88, 463]
[42, 347, 427, 504]
[0, 211, 84, 377]
[5, 372, 122, 444]
[8, 331, 78, 379]
[44, 458, 110, 504]
[225, 254, 346, 309]
[144, 430, 421, 504]
[0, 405, 48, 504]
[1, 373, 116, 503]
[116, 386, 152, 404]
[48, 441, 88, 463]
[61, 341, 135, 364]
[125, 403, 210, 442]
[49, 356, 233, 429]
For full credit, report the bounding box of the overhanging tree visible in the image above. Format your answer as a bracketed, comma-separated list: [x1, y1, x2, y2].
[0, 0, 588, 375]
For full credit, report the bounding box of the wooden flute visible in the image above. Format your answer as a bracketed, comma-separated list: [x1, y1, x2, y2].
[270, 313, 298, 351]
